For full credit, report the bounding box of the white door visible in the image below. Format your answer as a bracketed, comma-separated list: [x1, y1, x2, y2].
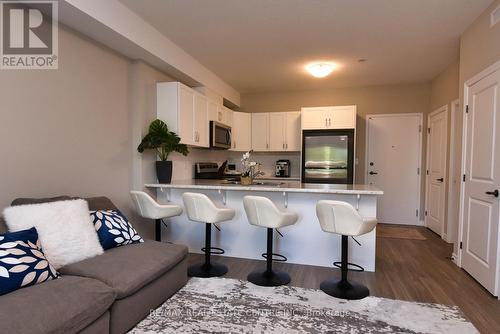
[231, 112, 251, 151]
[251, 113, 269, 151]
[425, 107, 448, 236]
[269, 113, 285, 151]
[285, 112, 301, 151]
[461, 68, 500, 296]
[366, 114, 422, 225]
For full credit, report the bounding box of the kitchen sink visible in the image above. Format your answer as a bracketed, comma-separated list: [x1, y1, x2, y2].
[252, 181, 285, 186]
[219, 180, 285, 186]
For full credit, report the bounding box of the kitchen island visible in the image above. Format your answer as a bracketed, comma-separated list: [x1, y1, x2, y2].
[146, 180, 383, 271]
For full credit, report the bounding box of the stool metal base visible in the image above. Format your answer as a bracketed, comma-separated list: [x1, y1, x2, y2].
[188, 263, 228, 278]
[247, 270, 291, 287]
[320, 278, 369, 300]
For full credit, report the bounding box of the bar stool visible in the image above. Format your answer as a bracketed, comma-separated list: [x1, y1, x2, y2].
[182, 192, 235, 277]
[130, 191, 183, 242]
[243, 195, 298, 286]
[316, 200, 377, 300]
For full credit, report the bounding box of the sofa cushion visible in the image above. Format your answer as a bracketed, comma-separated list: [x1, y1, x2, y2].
[11, 195, 118, 210]
[90, 209, 144, 250]
[0, 228, 59, 296]
[59, 241, 188, 299]
[3, 199, 104, 269]
[0, 275, 116, 334]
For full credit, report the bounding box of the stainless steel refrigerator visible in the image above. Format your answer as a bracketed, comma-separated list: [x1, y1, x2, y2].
[301, 129, 355, 184]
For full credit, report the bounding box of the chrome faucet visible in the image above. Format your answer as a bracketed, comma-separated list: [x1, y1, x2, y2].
[250, 165, 265, 182]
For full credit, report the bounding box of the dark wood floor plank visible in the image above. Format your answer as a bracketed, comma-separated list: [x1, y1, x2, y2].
[186, 225, 500, 333]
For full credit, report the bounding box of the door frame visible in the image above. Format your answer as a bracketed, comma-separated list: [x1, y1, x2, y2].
[424, 105, 449, 239]
[448, 99, 460, 249]
[365, 113, 423, 224]
[458, 59, 500, 274]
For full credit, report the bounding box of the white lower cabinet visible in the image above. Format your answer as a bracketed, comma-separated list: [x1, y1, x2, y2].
[231, 112, 251, 151]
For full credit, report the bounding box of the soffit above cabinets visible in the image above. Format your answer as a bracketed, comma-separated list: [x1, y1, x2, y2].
[57, 0, 240, 106]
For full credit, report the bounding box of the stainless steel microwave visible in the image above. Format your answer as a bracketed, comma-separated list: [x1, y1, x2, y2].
[210, 121, 231, 149]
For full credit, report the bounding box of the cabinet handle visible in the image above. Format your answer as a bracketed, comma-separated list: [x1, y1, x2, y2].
[325, 118, 328, 127]
[266, 143, 269, 149]
[286, 143, 288, 149]
[329, 118, 331, 126]
[283, 143, 285, 149]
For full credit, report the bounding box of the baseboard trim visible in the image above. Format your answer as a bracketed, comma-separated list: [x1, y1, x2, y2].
[451, 252, 457, 264]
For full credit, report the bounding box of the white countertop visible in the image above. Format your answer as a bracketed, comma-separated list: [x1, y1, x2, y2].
[145, 179, 383, 195]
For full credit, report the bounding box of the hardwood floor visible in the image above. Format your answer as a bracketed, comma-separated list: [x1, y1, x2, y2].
[187, 225, 500, 333]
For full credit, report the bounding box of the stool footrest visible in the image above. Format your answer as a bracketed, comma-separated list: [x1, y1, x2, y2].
[333, 261, 364, 272]
[201, 246, 225, 255]
[262, 252, 287, 262]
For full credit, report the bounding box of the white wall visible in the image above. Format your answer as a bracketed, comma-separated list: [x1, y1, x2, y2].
[0, 25, 131, 214]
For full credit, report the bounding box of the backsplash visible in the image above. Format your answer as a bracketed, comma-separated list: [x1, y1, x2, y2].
[168, 148, 300, 181]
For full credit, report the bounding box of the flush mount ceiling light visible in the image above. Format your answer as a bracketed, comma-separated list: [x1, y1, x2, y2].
[305, 62, 337, 78]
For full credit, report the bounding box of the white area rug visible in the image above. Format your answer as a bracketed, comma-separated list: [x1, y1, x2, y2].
[131, 277, 477, 333]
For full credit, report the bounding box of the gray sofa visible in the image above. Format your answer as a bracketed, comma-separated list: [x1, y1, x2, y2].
[0, 196, 188, 334]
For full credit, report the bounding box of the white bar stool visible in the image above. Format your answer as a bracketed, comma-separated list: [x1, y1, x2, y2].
[182, 192, 235, 277]
[316, 200, 377, 300]
[130, 191, 183, 242]
[243, 195, 298, 286]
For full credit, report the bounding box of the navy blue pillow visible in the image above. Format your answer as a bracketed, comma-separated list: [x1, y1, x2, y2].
[90, 210, 144, 250]
[0, 227, 59, 296]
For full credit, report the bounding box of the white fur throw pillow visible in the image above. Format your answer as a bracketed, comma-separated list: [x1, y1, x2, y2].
[3, 199, 104, 269]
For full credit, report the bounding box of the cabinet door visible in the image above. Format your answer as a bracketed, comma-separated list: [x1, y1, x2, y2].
[223, 106, 234, 127]
[251, 113, 269, 151]
[269, 113, 285, 151]
[285, 111, 301, 151]
[179, 85, 195, 145]
[301, 108, 329, 129]
[231, 112, 251, 151]
[194, 94, 208, 147]
[207, 100, 219, 123]
[330, 106, 356, 129]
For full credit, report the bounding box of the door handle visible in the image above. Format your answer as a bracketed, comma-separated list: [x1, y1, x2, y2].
[369, 171, 378, 175]
[486, 190, 499, 197]
[436, 178, 444, 182]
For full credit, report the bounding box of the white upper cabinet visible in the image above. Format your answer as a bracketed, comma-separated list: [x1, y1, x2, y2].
[269, 113, 286, 151]
[231, 112, 251, 151]
[301, 105, 356, 130]
[157, 82, 209, 148]
[252, 111, 301, 152]
[221, 106, 234, 127]
[207, 99, 219, 123]
[284, 111, 301, 151]
[251, 113, 270, 151]
[208, 101, 233, 127]
[194, 94, 208, 147]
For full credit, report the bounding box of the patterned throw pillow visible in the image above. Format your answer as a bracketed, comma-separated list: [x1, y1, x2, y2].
[0, 227, 59, 296]
[90, 210, 144, 250]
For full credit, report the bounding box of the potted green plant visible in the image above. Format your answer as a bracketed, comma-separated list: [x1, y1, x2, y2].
[137, 119, 189, 184]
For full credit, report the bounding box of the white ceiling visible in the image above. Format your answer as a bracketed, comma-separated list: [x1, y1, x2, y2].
[120, 0, 493, 94]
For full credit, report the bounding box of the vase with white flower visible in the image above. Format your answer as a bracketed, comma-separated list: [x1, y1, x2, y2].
[240, 150, 257, 185]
